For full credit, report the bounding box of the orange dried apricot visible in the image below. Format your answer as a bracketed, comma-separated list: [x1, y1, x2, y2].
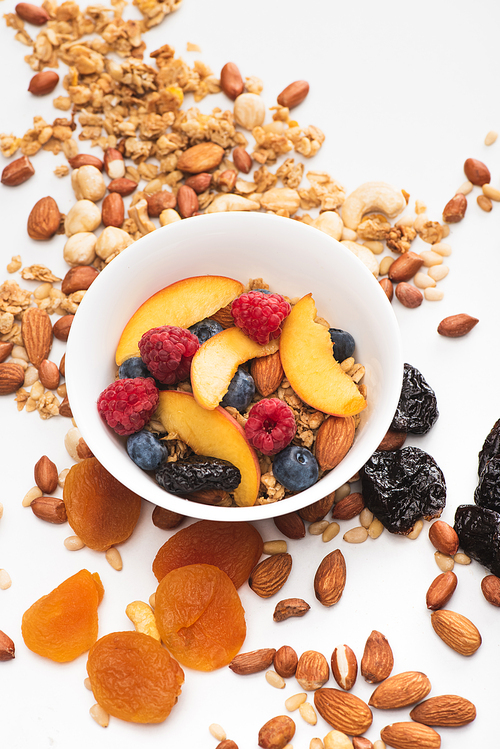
[154, 563, 246, 671]
[21, 569, 103, 662]
[87, 630, 184, 723]
[63, 457, 142, 551]
[152, 520, 263, 588]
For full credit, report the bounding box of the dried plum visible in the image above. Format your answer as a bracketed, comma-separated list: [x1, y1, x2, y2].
[474, 456, 500, 512]
[360, 446, 446, 534]
[454, 504, 500, 576]
[390, 363, 439, 435]
[478, 417, 500, 476]
[155, 455, 241, 495]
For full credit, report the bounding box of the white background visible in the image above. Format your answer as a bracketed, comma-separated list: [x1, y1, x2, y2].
[1, 0, 500, 747]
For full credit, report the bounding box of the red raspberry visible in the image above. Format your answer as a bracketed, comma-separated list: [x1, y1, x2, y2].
[97, 377, 159, 436]
[244, 398, 296, 455]
[138, 325, 200, 385]
[231, 291, 291, 345]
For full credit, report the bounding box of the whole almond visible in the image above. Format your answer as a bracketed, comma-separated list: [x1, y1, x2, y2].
[299, 492, 336, 522]
[314, 688, 373, 736]
[0, 362, 25, 394]
[0, 342, 14, 363]
[209, 303, 234, 328]
[331, 644, 357, 691]
[395, 282, 423, 308]
[28, 70, 59, 96]
[1, 155, 35, 186]
[314, 549, 346, 607]
[277, 80, 309, 109]
[410, 694, 476, 727]
[58, 397, 73, 418]
[15, 2, 49, 24]
[30, 496, 67, 524]
[182, 488, 230, 506]
[251, 350, 284, 397]
[360, 630, 394, 684]
[428, 520, 459, 556]
[151, 505, 184, 530]
[437, 313, 479, 337]
[146, 190, 177, 216]
[369, 671, 431, 709]
[177, 142, 225, 173]
[53, 315, 74, 342]
[22, 307, 53, 367]
[220, 62, 244, 100]
[426, 570, 458, 611]
[481, 574, 500, 606]
[184, 172, 212, 194]
[273, 645, 298, 678]
[464, 157, 491, 185]
[38, 359, 60, 390]
[388, 251, 424, 282]
[232, 146, 252, 174]
[295, 650, 329, 691]
[27, 196, 61, 240]
[177, 184, 199, 218]
[102, 192, 125, 227]
[103, 147, 125, 179]
[332, 492, 365, 521]
[107, 178, 138, 196]
[58, 353, 65, 377]
[249, 553, 292, 598]
[67, 153, 104, 171]
[430, 609, 482, 655]
[229, 648, 276, 675]
[377, 429, 406, 451]
[34, 455, 58, 493]
[61, 266, 99, 295]
[380, 722, 441, 749]
[273, 598, 310, 623]
[315, 415, 356, 471]
[0, 630, 15, 661]
[442, 192, 467, 222]
[379, 277, 394, 301]
[273, 511, 305, 539]
[258, 715, 295, 749]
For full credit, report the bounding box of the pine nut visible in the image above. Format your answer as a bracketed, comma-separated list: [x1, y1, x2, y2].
[64, 535, 85, 551]
[407, 519, 423, 539]
[285, 693, 307, 711]
[322, 522, 340, 543]
[266, 670, 286, 689]
[424, 287, 444, 301]
[485, 130, 498, 145]
[420, 250, 443, 267]
[414, 272, 435, 289]
[431, 242, 452, 256]
[310, 740, 324, 749]
[368, 518, 384, 539]
[58, 469, 69, 488]
[454, 552, 471, 565]
[441, 224, 450, 238]
[378, 256, 394, 276]
[34, 282, 53, 300]
[373, 741, 387, 749]
[22, 486, 43, 507]
[263, 540, 288, 554]
[477, 194, 493, 212]
[428, 265, 449, 281]
[149, 592, 156, 610]
[456, 180, 473, 195]
[359, 507, 374, 528]
[343, 526, 368, 544]
[84, 677, 93, 691]
[0, 569, 12, 589]
[105, 547, 123, 570]
[11, 357, 28, 370]
[362, 240, 384, 254]
[299, 701, 317, 725]
[89, 704, 109, 727]
[309, 520, 330, 536]
[209, 724, 226, 741]
[483, 184, 500, 201]
[435, 551, 454, 572]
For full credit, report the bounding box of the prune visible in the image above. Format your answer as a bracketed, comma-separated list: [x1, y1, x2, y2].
[478, 417, 500, 476]
[360, 446, 446, 534]
[474, 456, 500, 512]
[454, 504, 500, 576]
[390, 363, 439, 434]
[155, 455, 241, 495]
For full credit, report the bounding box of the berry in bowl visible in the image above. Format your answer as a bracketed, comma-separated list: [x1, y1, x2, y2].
[65, 211, 403, 522]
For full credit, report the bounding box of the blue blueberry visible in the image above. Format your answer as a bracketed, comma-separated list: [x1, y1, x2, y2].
[272, 445, 319, 492]
[253, 288, 272, 294]
[126, 430, 167, 471]
[221, 367, 255, 412]
[188, 318, 223, 344]
[119, 356, 151, 379]
[329, 328, 356, 363]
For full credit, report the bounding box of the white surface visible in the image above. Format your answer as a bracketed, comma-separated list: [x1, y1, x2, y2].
[0, 1, 499, 747]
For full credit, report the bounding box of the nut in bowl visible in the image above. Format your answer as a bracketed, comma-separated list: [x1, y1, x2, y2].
[65, 212, 403, 521]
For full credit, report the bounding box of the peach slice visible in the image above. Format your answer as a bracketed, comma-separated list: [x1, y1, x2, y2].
[279, 293, 367, 417]
[191, 327, 279, 410]
[157, 390, 261, 507]
[115, 275, 244, 366]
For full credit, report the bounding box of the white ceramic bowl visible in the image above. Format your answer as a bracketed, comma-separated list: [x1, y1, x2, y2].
[66, 211, 403, 521]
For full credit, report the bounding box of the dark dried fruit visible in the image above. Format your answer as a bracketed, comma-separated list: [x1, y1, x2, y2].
[360, 447, 446, 534]
[155, 455, 241, 495]
[454, 504, 500, 576]
[478, 417, 500, 477]
[390, 363, 439, 435]
[474, 456, 500, 512]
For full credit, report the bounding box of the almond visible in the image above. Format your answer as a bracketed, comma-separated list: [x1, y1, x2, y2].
[409, 694, 476, 727]
[258, 715, 295, 749]
[464, 157, 491, 185]
[379, 277, 394, 301]
[34, 455, 58, 493]
[27, 196, 61, 240]
[380, 721, 441, 749]
[273, 598, 310, 623]
[102, 192, 125, 227]
[352, 739, 373, 749]
[442, 192, 467, 223]
[428, 520, 459, 556]
[314, 549, 346, 607]
[220, 62, 244, 100]
[181, 488, 230, 506]
[58, 397, 73, 418]
[314, 688, 373, 736]
[249, 552, 292, 598]
[295, 650, 329, 691]
[0, 630, 15, 661]
[22, 307, 53, 367]
[229, 648, 276, 675]
[251, 350, 284, 396]
[107, 178, 138, 196]
[15, 2, 49, 24]
[232, 146, 252, 174]
[28, 70, 59, 96]
[360, 630, 394, 684]
[377, 429, 406, 451]
[426, 571, 458, 611]
[332, 492, 365, 521]
[38, 359, 60, 390]
[67, 153, 104, 171]
[145, 190, 177, 216]
[314, 415, 356, 471]
[273, 511, 305, 539]
[388, 251, 424, 282]
[437, 313, 479, 337]
[395, 282, 423, 308]
[273, 645, 298, 678]
[61, 266, 99, 295]
[151, 505, 184, 530]
[1, 155, 35, 186]
[177, 184, 199, 218]
[430, 609, 482, 655]
[481, 574, 500, 606]
[53, 314, 74, 342]
[331, 644, 357, 691]
[0, 342, 13, 363]
[103, 147, 125, 179]
[176, 142, 225, 173]
[59, 353, 65, 377]
[298, 492, 335, 522]
[369, 671, 431, 709]
[277, 80, 310, 109]
[0, 362, 25, 394]
[209, 303, 234, 329]
[184, 172, 212, 194]
[30, 496, 67, 524]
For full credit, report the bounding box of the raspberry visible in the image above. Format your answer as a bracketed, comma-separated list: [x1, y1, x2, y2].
[138, 325, 200, 385]
[97, 378, 159, 436]
[244, 398, 296, 456]
[231, 291, 291, 345]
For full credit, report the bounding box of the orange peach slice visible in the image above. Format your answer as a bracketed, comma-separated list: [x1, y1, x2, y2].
[157, 390, 261, 507]
[115, 275, 244, 365]
[279, 294, 367, 417]
[191, 327, 279, 410]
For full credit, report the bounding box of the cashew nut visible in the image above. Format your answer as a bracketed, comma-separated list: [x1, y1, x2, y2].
[341, 181, 406, 230]
[65, 200, 101, 236]
[341, 240, 380, 277]
[312, 211, 343, 240]
[95, 226, 134, 261]
[71, 165, 107, 202]
[206, 194, 260, 213]
[63, 232, 97, 266]
[259, 187, 301, 215]
[128, 198, 156, 235]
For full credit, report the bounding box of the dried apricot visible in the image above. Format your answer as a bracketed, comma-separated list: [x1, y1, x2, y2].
[152, 520, 263, 588]
[155, 563, 246, 671]
[87, 630, 184, 724]
[63, 457, 142, 551]
[21, 569, 103, 662]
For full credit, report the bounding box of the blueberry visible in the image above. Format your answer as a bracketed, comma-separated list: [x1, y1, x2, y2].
[188, 318, 223, 344]
[221, 367, 255, 412]
[253, 288, 272, 294]
[126, 430, 167, 471]
[272, 445, 319, 492]
[329, 328, 356, 363]
[119, 356, 151, 379]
